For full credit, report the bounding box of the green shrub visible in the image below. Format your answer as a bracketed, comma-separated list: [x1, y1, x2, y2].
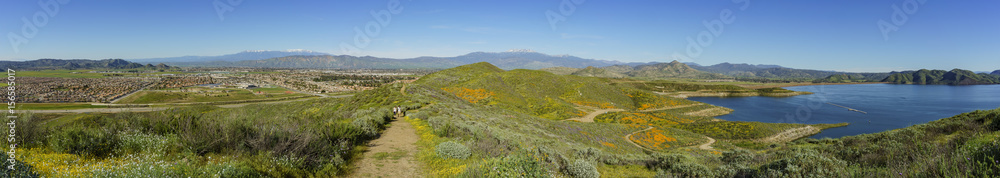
[48, 125, 119, 158]
[649, 153, 714, 178]
[567, 159, 600, 178]
[435, 141, 471, 159]
[11, 113, 47, 148]
[115, 131, 179, 155]
[722, 149, 753, 164]
[757, 148, 847, 177]
[0, 152, 40, 177]
[465, 154, 547, 177]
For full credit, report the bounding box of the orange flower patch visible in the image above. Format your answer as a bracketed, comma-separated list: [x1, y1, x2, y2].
[630, 128, 677, 150]
[601, 141, 617, 148]
[442, 87, 495, 104]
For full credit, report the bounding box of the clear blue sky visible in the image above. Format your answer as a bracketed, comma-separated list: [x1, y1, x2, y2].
[1, 0, 998, 72]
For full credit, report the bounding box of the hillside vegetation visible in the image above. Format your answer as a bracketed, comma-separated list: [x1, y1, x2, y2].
[8, 84, 422, 177]
[560, 61, 729, 80]
[417, 62, 694, 120]
[883, 69, 1000, 85]
[812, 73, 891, 83]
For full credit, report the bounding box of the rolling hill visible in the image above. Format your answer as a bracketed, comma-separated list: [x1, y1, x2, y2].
[545, 61, 729, 79]
[992, 70, 1000, 76]
[882, 69, 1000, 85]
[688, 62, 891, 80]
[625, 61, 729, 79]
[416, 62, 693, 120]
[811, 73, 892, 83]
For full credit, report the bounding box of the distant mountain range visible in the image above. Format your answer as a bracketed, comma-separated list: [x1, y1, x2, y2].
[0, 59, 171, 70]
[147, 49, 648, 70]
[128, 49, 330, 63]
[992, 70, 1000, 76]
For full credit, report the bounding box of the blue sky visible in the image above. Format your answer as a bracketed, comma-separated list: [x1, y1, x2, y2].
[1, 0, 997, 72]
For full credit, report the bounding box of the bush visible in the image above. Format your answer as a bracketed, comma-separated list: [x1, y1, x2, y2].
[567, 159, 600, 178]
[0, 152, 40, 177]
[48, 125, 119, 158]
[757, 148, 847, 177]
[464, 154, 547, 177]
[436, 141, 471, 159]
[649, 154, 714, 178]
[12, 113, 47, 147]
[722, 149, 753, 164]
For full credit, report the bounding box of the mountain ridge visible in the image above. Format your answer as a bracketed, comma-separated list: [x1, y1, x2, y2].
[151, 50, 650, 70]
[882, 69, 1000, 85]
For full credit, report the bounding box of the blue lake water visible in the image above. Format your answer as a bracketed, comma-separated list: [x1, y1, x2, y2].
[686, 84, 1000, 139]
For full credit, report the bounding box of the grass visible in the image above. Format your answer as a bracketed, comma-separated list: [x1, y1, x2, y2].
[672, 121, 807, 140]
[19, 103, 108, 110]
[14, 83, 421, 177]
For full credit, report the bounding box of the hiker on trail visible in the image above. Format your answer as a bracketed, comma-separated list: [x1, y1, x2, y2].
[400, 106, 405, 117]
[393, 107, 399, 116]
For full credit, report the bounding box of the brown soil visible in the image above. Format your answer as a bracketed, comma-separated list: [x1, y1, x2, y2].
[349, 117, 422, 178]
[566, 108, 625, 123]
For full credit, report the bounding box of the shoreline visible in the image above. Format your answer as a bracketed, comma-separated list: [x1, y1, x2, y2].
[738, 82, 888, 89]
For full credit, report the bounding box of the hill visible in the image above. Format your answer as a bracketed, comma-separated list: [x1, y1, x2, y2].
[882, 69, 1000, 85]
[415, 62, 694, 120]
[538, 67, 579, 75]
[551, 61, 729, 79]
[570, 66, 628, 78]
[625, 61, 729, 79]
[992, 70, 1000, 76]
[689, 62, 891, 80]
[812, 73, 892, 83]
[0, 59, 173, 70]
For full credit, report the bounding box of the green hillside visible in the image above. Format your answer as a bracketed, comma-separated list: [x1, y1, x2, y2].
[416, 62, 693, 120]
[813, 73, 891, 83]
[883, 69, 1000, 85]
[626, 61, 729, 79]
[558, 61, 730, 80]
[570, 66, 628, 78]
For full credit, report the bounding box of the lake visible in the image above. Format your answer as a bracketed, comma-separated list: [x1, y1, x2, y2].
[686, 84, 1000, 139]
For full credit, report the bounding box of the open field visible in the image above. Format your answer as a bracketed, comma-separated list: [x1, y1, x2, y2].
[19, 103, 108, 110]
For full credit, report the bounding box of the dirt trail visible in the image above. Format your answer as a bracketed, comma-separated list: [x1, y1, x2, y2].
[697, 136, 716, 150]
[566, 108, 624, 122]
[759, 126, 820, 143]
[639, 103, 702, 112]
[624, 126, 655, 151]
[684, 107, 733, 117]
[350, 117, 422, 178]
